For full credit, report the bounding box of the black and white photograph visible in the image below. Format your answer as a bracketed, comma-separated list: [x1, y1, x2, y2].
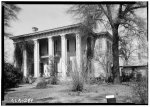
[2, 1, 148, 105]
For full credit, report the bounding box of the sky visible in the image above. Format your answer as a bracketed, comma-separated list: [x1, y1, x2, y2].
[8, 4, 147, 36]
[8, 4, 76, 36]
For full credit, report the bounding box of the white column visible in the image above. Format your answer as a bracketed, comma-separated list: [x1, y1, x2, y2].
[61, 34, 67, 80]
[48, 36, 54, 57]
[76, 33, 82, 72]
[34, 39, 40, 77]
[23, 48, 27, 77]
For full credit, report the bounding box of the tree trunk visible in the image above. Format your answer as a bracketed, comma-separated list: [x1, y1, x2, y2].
[112, 26, 120, 84]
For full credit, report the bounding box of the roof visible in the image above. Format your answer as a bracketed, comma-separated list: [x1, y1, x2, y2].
[10, 23, 81, 40]
[120, 65, 148, 69]
[96, 31, 113, 41]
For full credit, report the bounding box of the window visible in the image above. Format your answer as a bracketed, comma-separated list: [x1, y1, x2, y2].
[67, 39, 69, 52]
[54, 40, 58, 55]
[75, 40, 76, 51]
[107, 41, 112, 54]
[107, 41, 109, 53]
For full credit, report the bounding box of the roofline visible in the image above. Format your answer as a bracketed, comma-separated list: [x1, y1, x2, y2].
[10, 23, 81, 40]
[95, 31, 113, 40]
[119, 65, 148, 68]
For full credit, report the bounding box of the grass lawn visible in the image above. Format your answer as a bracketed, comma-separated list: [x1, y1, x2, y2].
[3, 82, 137, 104]
[3, 81, 135, 104]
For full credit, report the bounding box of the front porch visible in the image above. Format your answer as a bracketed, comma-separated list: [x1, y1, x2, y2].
[20, 26, 83, 80]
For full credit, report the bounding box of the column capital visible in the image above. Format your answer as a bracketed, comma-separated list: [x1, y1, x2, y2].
[48, 36, 53, 39]
[75, 33, 80, 39]
[33, 39, 39, 42]
[33, 39, 39, 45]
[61, 34, 66, 38]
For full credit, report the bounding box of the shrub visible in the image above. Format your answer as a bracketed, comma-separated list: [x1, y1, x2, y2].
[4, 62, 23, 90]
[89, 76, 106, 84]
[71, 59, 84, 92]
[28, 75, 36, 84]
[50, 76, 58, 85]
[34, 77, 47, 89]
[136, 72, 142, 82]
[133, 76, 148, 104]
[121, 71, 133, 82]
[107, 76, 113, 83]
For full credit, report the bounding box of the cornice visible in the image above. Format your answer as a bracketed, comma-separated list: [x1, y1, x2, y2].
[10, 23, 81, 42]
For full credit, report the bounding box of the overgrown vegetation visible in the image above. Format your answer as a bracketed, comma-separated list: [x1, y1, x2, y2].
[121, 70, 148, 104]
[4, 62, 23, 90]
[35, 77, 47, 89]
[71, 59, 84, 92]
[48, 56, 58, 85]
[133, 76, 148, 104]
[14, 40, 34, 80]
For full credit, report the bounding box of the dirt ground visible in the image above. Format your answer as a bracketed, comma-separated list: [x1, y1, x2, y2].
[3, 81, 134, 104]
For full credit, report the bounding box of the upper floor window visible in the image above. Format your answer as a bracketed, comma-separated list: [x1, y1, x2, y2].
[99, 39, 102, 50]
[107, 41, 112, 54]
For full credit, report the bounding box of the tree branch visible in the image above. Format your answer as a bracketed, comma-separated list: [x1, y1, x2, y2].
[98, 4, 114, 27]
[98, 5, 108, 17]
[130, 5, 147, 11]
[106, 5, 114, 24]
[122, 4, 147, 17]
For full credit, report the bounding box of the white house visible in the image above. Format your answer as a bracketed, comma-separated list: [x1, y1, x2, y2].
[10, 23, 113, 80]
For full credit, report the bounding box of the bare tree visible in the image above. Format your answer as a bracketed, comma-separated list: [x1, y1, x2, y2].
[119, 36, 137, 65]
[67, 2, 147, 83]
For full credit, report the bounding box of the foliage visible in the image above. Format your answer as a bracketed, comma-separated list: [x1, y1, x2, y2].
[3, 2, 21, 36]
[14, 42, 23, 70]
[94, 51, 107, 79]
[34, 77, 47, 89]
[71, 59, 84, 92]
[48, 56, 58, 85]
[81, 36, 96, 84]
[14, 40, 34, 76]
[82, 54, 92, 83]
[133, 76, 148, 104]
[89, 77, 106, 85]
[22, 75, 36, 84]
[121, 71, 134, 82]
[136, 72, 142, 82]
[67, 3, 147, 83]
[119, 37, 137, 65]
[4, 61, 23, 90]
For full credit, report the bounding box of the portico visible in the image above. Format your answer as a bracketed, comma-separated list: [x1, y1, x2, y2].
[10, 24, 83, 80]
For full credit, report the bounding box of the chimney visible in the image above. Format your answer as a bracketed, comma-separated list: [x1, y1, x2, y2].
[32, 27, 38, 32]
